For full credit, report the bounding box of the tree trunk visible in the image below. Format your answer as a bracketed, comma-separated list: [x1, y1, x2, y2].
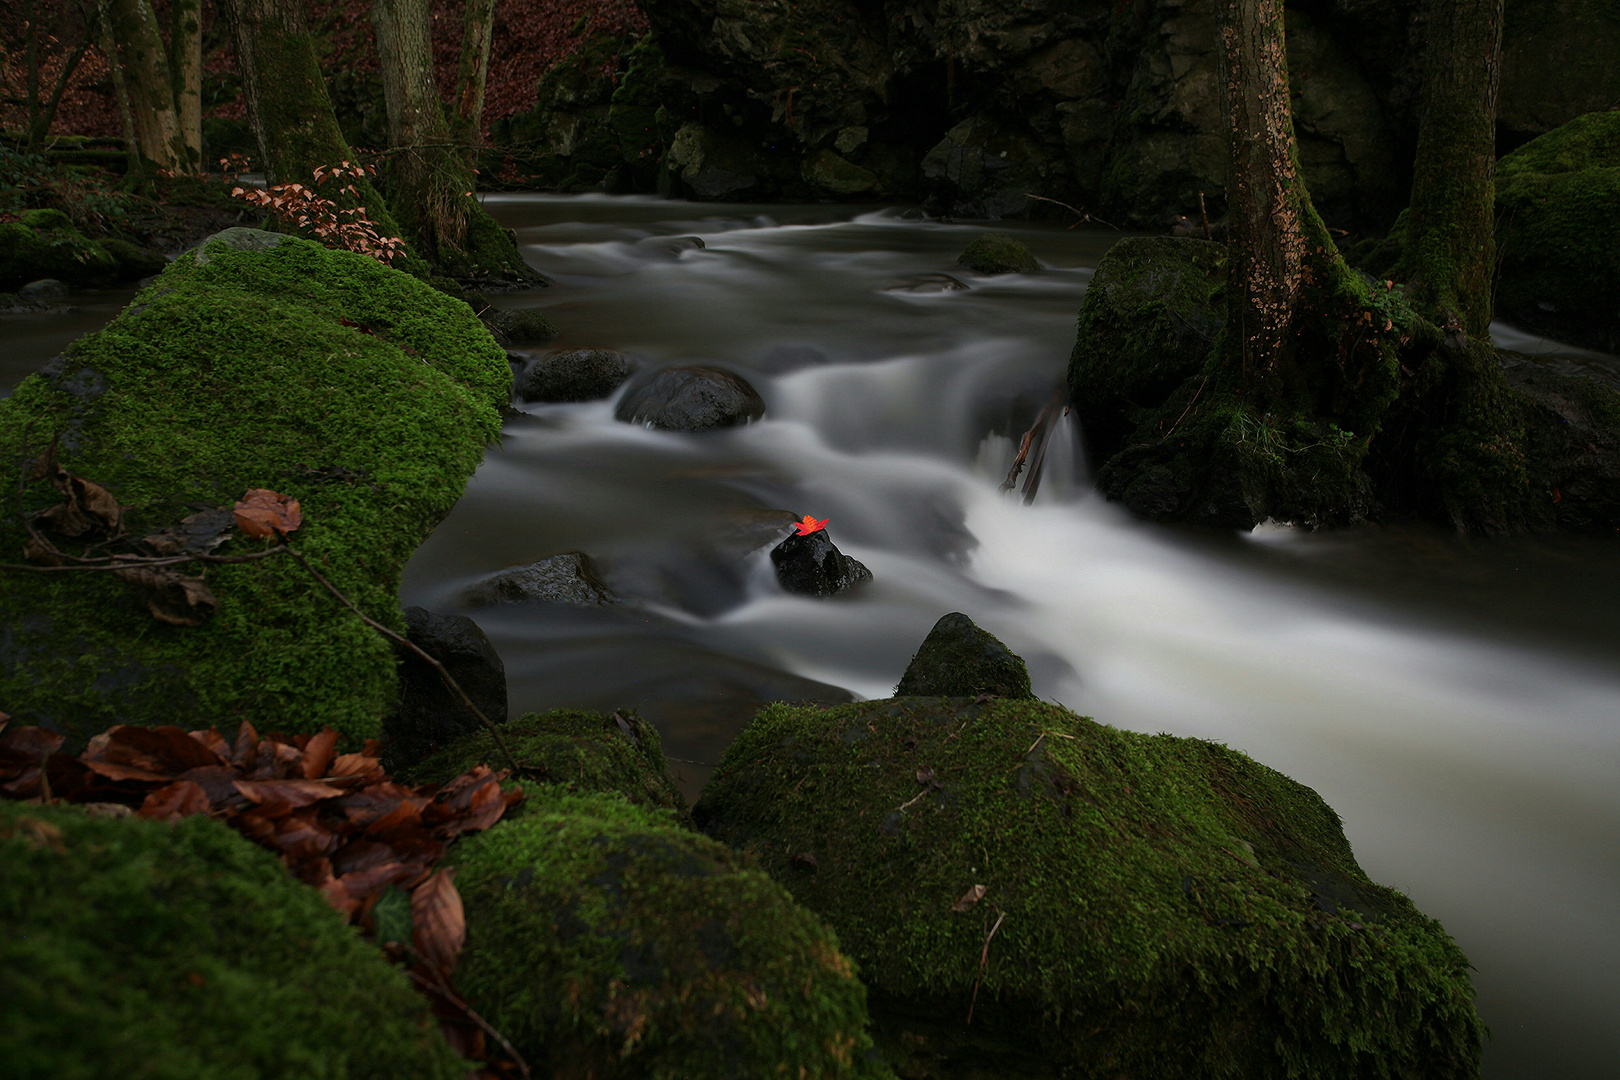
[20, 0, 97, 150]
[1218, 0, 1304, 381]
[372, 0, 532, 279]
[169, 0, 203, 169]
[107, 0, 183, 169]
[95, 0, 141, 175]
[1397, 0, 1504, 339]
[454, 0, 495, 147]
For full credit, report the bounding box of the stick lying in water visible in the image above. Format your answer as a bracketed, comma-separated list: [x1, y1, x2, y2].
[1000, 384, 1070, 505]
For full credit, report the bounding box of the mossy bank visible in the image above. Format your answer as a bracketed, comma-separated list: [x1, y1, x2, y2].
[695, 697, 1484, 1078]
[0, 801, 463, 1079]
[0, 228, 510, 745]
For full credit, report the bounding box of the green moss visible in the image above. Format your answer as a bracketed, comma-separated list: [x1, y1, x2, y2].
[450, 790, 889, 1078]
[956, 232, 1041, 274]
[893, 612, 1033, 699]
[0, 216, 120, 291]
[695, 698, 1484, 1079]
[0, 229, 509, 746]
[1495, 110, 1620, 181]
[0, 801, 464, 1080]
[1496, 166, 1620, 354]
[397, 708, 687, 816]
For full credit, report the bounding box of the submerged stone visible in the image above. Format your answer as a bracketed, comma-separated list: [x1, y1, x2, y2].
[449, 790, 888, 1078]
[771, 528, 872, 597]
[1, 801, 464, 1080]
[517, 348, 632, 402]
[398, 707, 685, 815]
[615, 364, 765, 431]
[695, 697, 1485, 1079]
[956, 232, 1041, 275]
[385, 606, 508, 773]
[486, 307, 559, 347]
[894, 612, 1033, 699]
[460, 552, 618, 606]
[0, 229, 510, 744]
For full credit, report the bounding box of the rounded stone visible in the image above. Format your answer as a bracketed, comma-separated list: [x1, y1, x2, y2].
[614, 364, 765, 431]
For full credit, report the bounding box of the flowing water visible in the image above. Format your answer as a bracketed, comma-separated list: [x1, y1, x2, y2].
[5, 195, 1618, 1078]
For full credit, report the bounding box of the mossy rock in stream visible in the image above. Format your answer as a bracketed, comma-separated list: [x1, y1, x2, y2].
[694, 697, 1485, 1080]
[0, 209, 120, 291]
[0, 228, 510, 746]
[955, 232, 1040, 275]
[1494, 112, 1620, 355]
[397, 707, 687, 816]
[449, 789, 891, 1078]
[0, 801, 464, 1080]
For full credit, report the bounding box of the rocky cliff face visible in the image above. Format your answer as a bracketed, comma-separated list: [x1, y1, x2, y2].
[500, 0, 1620, 229]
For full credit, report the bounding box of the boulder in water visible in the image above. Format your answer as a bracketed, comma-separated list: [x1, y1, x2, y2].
[517, 348, 633, 402]
[694, 696, 1485, 1079]
[384, 606, 508, 772]
[955, 231, 1041, 274]
[17, 278, 69, 301]
[771, 527, 872, 597]
[894, 612, 1033, 698]
[461, 552, 618, 606]
[486, 307, 559, 346]
[615, 364, 765, 431]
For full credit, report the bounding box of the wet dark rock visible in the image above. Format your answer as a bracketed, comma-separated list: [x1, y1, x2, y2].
[18, 278, 69, 301]
[894, 611, 1034, 699]
[956, 232, 1041, 275]
[384, 606, 508, 773]
[615, 364, 765, 431]
[517, 348, 633, 403]
[770, 528, 872, 597]
[461, 553, 618, 606]
[1501, 353, 1620, 533]
[485, 307, 559, 347]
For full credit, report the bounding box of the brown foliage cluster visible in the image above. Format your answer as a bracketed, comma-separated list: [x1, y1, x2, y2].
[0, 714, 529, 1074]
[229, 159, 406, 263]
[11, 0, 648, 143]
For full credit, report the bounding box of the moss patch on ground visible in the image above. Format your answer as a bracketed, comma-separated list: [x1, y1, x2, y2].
[0, 800, 464, 1080]
[450, 788, 890, 1078]
[695, 697, 1484, 1079]
[0, 228, 509, 746]
[397, 708, 687, 816]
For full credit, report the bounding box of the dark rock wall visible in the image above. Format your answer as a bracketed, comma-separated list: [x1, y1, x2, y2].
[506, 0, 1619, 229]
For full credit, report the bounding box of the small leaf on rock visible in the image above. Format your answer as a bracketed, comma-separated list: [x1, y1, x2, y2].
[139, 780, 212, 822]
[952, 883, 987, 913]
[111, 563, 219, 626]
[232, 489, 303, 538]
[792, 852, 819, 870]
[412, 868, 465, 976]
[916, 767, 936, 785]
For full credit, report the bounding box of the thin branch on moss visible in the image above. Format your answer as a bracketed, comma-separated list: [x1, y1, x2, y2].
[966, 909, 1007, 1024]
[281, 546, 525, 778]
[407, 968, 532, 1080]
[1022, 193, 1119, 230]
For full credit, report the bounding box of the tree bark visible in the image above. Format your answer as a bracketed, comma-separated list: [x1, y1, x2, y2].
[107, 0, 183, 169]
[1397, 0, 1505, 339]
[454, 0, 496, 160]
[95, 0, 140, 174]
[20, 0, 97, 149]
[1218, 0, 1304, 381]
[168, 0, 203, 169]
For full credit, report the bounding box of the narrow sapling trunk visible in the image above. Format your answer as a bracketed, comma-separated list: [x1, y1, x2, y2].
[95, 0, 141, 176]
[169, 0, 203, 169]
[20, 0, 97, 150]
[454, 0, 496, 164]
[107, 0, 183, 169]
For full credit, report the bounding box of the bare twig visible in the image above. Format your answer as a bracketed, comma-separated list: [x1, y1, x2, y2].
[1164, 372, 1211, 439]
[966, 909, 1007, 1024]
[1198, 191, 1212, 240]
[0, 548, 290, 572]
[1022, 193, 1120, 230]
[281, 546, 525, 778]
[408, 968, 531, 1080]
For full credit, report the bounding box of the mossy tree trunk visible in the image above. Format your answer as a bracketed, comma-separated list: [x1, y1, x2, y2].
[168, 0, 203, 169]
[221, 0, 421, 271]
[107, 0, 184, 170]
[94, 0, 142, 178]
[18, 0, 97, 151]
[454, 0, 496, 166]
[371, 0, 533, 280]
[1397, 0, 1504, 340]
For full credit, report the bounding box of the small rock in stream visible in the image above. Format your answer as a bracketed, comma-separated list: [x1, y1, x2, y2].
[615, 365, 765, 431]
[461, 553, 618, 606]
[518, 348, 633, 402]
[770, 528, 872, 597]
[385, 606, 509, 772]
[894, 611, 1033, 698]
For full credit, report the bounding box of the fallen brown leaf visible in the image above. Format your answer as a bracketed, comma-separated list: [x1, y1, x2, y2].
[412, 869, 466, 977]
[139, 780, 212, 822]
[232, 488, 303, 539]
[952, 884, 987, 913]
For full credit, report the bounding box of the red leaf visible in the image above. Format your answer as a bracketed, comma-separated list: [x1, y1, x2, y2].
[793, 515, 829, 536]
[232, 489, 303, 539]
[138, 780, 212, 822]
[412, 869, 465, 976]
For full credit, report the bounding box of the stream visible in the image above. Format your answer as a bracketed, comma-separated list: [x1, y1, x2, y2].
[5, 194, 1618, 1078]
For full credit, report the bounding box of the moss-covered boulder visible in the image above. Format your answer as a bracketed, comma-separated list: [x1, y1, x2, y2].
[893, 612, 1033, 699]
[398, 707, 686, 815]
[956, 231, 1041, 275]
[1068, 236, 1227, 464]
[695, 697, 1484, 1079]
[449, 789, 889, 1078]
[0, 208, 120, 291]
[0, 228, 509, 745]
[0, 801, 464, 1079]
[1495, 111, 1620, 355]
